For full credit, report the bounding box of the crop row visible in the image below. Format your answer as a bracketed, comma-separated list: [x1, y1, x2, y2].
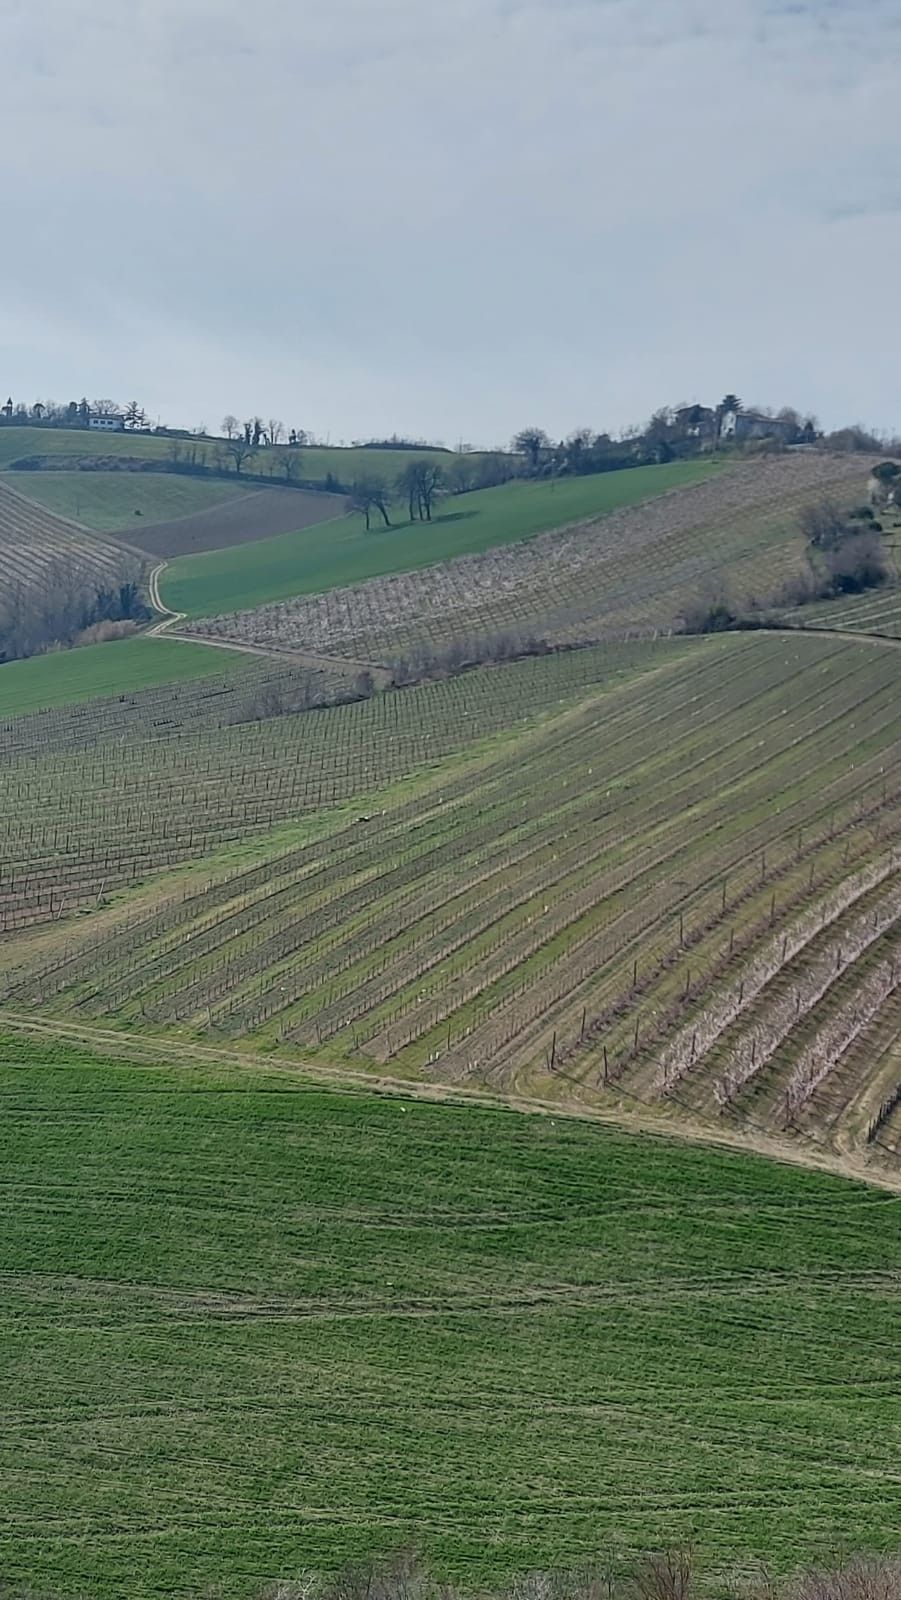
[184, 453, 869, 660]
[0, 480, 133, 599]
[7, 631, 901, 1168]
[0, 639, 697, 930]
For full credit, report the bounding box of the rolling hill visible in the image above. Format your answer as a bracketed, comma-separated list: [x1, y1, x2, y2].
[184, 452, 871, 659]
[3, 626, 900, 1179]
[10, 472, 348, 554]
[2, 437, 900, 1600]
[0, 633, 253, 717]
[0, 473, 144, 611]
[161, 460, 720, 618]
[8, 469, 252, 532]
[0, 425, 499, 488]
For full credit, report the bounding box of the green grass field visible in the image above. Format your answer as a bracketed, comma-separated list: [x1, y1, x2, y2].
[0, 427, 494, 486]
[0, 634, 250, 718]
[161, 461, 718, 619]
[10, 471, 248, 531]
[1, 1030, 899, 1600]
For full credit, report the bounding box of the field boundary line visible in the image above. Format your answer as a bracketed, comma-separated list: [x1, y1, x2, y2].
[3, 1007, 900, 1196]
[146, 558, 391, 679]
[0, 474, 150, 560]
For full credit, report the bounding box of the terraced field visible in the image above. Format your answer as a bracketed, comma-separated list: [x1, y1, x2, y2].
[4, 630, 899, 1169]
[1, 1030, 900, 1600]
[186, 454, 872, 660]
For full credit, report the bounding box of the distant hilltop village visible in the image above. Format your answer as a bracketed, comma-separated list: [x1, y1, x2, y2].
[674, 402, 816, 446]
[2, 396, 135, 432]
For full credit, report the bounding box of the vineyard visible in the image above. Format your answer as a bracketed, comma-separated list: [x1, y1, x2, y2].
[161, 460, 716, 619]
[787, 586, 901, 638]
[0, 479, 145, 606]
[0, 638, 674, 932]
[0, 634, 253, 718]
[1, 1030, 899, 1600]
[4, 629, 900, 1168]
[185, 454, 872, 658]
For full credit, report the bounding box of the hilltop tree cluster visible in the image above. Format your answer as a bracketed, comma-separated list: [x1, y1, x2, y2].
[3, 387, 899, 512]
[510, 399, 901, 481]
[509, 396, 820, 480]
[0, 396, 151, 429]
[347, 452, 514, 530]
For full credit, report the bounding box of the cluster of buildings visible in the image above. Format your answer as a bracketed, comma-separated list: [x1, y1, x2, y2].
[673, 404, 815, 446]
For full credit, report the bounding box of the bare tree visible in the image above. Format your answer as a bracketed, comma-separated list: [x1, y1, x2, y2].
[266, 418, 284, 447]
[799, 499, 851, 548]
[396, 462, 420, 523]
[633, 1548, 694, 1600]
[395, 461, 445, 522]
[281, 449, 303, 484]
[350, 476, 392, 530]
[221, 414, 239, 440]
[226, 437, 256, 476]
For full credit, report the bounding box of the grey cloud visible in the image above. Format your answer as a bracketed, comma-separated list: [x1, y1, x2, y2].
[0, 0, 899, 438]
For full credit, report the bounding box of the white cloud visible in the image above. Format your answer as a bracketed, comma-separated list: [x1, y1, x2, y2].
[0, 0, 899, 439]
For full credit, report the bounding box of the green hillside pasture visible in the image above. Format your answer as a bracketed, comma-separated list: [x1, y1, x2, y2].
[1, 1032, 899, 1600]
[0, 635, 250, 719]
[162, 460, 719, 618]
[0, 426, 496, 486]
[183, 455, 872, 664]
[10, 470, 248, 532]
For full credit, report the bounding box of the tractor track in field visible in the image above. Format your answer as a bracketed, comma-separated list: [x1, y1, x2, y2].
[3, 1007, 901, 1197]
[146, 560, 392, 683]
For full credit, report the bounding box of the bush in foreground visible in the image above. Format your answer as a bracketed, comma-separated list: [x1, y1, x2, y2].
[256, 1553, 901, 1600]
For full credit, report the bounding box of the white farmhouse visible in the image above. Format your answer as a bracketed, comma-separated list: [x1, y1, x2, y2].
[89, 410, 125, 432]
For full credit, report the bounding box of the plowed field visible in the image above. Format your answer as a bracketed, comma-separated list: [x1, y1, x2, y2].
[122, 484, 347, 558]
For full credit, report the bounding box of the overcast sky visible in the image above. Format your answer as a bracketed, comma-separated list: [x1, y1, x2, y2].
[1, 0, 899, 445]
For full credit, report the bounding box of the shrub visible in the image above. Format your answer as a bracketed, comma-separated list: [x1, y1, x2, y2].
[822, 531, 887, 593]
[680, 593, 737, 634]
[799, 500, 851, 549]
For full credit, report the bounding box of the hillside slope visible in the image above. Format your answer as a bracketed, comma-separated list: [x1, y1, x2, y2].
[1, 1029, 899, 1599]
[0, 426, 498, 487]
[161, 461, 718, 618]
[7, 470, 249, 533]
[0, 480, 146, 613]
[186, 452, 872, 661]
[3, 629, 899, 1177]
[123, 483, 347, 558]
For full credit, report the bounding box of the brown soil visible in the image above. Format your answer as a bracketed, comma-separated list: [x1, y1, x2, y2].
[116, 486, 347, 558]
